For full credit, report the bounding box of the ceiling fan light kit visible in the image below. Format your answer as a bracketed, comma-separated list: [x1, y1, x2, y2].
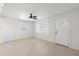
[29, 13, 38, 20]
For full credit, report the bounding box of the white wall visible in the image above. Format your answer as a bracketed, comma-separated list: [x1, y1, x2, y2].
[0, 17, 34, 42]
[71, 11, 79, 50]
[0, 17, 5, 43]
[48, 18, 56, 42]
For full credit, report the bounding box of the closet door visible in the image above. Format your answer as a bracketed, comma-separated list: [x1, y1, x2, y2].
[55, 19, 71, 46]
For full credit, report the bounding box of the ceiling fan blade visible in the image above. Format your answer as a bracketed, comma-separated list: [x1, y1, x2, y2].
[33, 16, 36, 19]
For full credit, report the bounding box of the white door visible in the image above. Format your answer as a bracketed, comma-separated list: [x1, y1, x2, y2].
[56, 19, 71, 46]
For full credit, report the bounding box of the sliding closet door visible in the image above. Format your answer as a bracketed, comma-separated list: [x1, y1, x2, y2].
[55, 19, 71, 46]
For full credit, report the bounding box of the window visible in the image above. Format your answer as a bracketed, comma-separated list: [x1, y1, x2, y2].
[36, 20, 49, 33]
[20, 20, 29, 31]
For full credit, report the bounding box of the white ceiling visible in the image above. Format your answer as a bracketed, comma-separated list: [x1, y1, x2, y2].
[0, 3, 79, 20]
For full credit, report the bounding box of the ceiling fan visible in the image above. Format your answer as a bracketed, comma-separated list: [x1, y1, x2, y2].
[29, 13, 38, 20]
